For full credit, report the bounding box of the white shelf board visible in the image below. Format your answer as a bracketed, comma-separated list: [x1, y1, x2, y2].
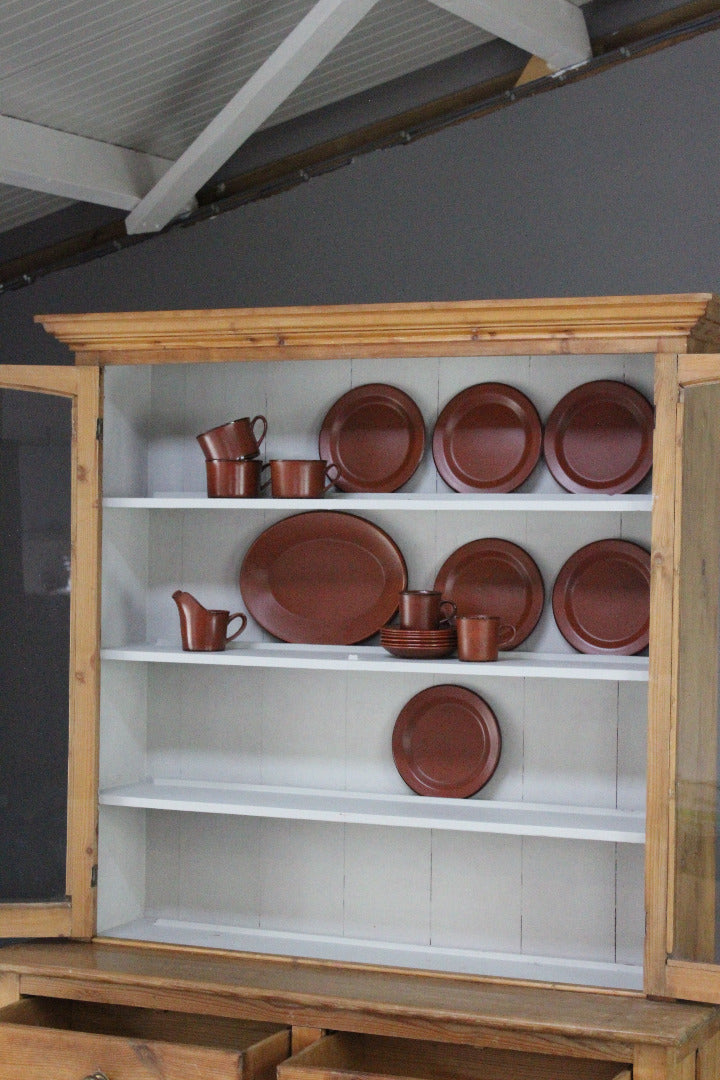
[99, 779, 646, 842]
[101, 642, 649, 681]
[104, 491, 653, 512]
[99, 917, 643, 991]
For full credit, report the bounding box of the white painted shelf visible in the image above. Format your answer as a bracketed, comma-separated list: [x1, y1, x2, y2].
[104, 491, 653, 512]
[101, 642, 649, 681]
[99, 779, 646, 843]
[99, 916, 643, 991]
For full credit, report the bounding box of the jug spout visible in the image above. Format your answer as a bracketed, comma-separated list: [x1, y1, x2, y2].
[172, 589, 207, 618]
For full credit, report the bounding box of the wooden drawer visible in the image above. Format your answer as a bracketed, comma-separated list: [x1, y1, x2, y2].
[0, 997, 291, 1080]
[278, 1033, 632, 1080]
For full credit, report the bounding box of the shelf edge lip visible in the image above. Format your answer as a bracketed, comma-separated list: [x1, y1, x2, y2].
[102, 492, 654, 512]
[99, 644, 650, 681]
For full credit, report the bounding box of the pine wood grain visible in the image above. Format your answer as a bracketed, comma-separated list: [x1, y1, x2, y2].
[34, 295, 720, 365]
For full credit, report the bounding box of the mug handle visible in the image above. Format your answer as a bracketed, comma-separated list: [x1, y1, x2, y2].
[225, 612, 248, 643]
[439, 599, 457, 625]
[498, 623, 516, 648]
[323, 462, 340, 492]
[251, 414, 268, 448]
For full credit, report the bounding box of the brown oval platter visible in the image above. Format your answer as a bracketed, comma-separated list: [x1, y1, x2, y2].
[240, 511, 407, 644]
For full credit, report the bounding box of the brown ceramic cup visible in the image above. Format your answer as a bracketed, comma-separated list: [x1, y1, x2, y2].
[398, 590, 457, 630]
[196, 414, 268, 460]
[268, 459, 339, 498]
[456, 614, 515, 662]
[180, 609, 248, 652]
[205, 458, 266, 497]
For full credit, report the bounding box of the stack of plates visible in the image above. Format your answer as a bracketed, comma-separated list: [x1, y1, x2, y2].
[380, 625, 457, 659]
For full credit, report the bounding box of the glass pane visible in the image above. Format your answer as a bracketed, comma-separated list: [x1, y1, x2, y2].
[0, 388, 71, 901]
[673, 382, 720, 963]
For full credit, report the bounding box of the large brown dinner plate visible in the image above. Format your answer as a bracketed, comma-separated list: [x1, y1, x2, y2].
[434, 538, 544, 649]
[392, 685, 501, 798]
[319, 383, 425, 492]
[240, 511, 407, 644]
[552, 539, 651, 654]
[543, 379, 653, 494]
[432, 383, 542, 492]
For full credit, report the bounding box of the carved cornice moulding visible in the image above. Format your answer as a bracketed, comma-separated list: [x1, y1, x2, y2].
[36, 294, 720, 364]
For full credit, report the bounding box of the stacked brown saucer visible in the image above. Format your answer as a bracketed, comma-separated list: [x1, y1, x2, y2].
[380, 625, 457, 659]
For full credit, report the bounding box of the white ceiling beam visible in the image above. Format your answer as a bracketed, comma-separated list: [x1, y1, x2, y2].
[428, 0, 591, 70]
[125, 0, 380, 236]
[0, 115, 173, 211]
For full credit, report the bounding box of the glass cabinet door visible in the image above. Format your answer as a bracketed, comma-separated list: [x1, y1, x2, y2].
[0, 366, 100, 940]
[648, 354, 720, 1004]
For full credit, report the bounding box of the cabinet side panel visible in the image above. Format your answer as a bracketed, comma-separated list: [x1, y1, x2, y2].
[103, 365, 152, 497]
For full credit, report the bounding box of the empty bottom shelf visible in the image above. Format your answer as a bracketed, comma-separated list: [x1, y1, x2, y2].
[98, 917, 643, 991]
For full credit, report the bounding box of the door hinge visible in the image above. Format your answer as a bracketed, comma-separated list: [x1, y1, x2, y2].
[96, 417, 103, 441]
[91, 864, 98, 888]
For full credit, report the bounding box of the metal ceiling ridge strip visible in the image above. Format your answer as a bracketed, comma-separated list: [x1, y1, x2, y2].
[2, 0, 719, 292]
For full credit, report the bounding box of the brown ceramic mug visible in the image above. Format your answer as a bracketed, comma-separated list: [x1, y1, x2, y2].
[456, 614, 515, 662]
[398, 590, 457, 630]
[205, 458, 267, 497]
[196, 414, 268, 460]
[268, 459, 339, 498]
[181, 608, 247, 651]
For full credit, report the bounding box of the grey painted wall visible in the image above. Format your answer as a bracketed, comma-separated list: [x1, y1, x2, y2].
[1, 28, 719, 367]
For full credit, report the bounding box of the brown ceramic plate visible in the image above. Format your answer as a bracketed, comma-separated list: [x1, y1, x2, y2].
[392, 685, 501, 797]
[543, 380, 654, 494]
[381, 643, 456, 659]
[434, 538, 544, 649]
[240, 511, 407, 644]
[432, 383, 542, 492]
[319, 383, 425, 492]
[552, 539, 651, 654]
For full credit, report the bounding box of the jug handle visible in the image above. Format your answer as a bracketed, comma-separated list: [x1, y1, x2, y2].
[226, 612, 248, 643]
[323, 462, 340, 492]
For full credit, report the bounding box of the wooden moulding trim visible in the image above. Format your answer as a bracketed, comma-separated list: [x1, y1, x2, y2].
[33, 294, 720, 364]
[666, 960, 720, 1007]
[0, 902, 72, 939]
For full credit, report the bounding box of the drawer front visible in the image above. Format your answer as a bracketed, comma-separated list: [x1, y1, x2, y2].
[0, 999, 291, 1080]
[278, 1033, 632, 1080]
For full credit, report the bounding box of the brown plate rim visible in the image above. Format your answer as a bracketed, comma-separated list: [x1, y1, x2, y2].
[552, 538, 651, 654]
[392, 684, 501, 797]
[432, 382, 542, 492]
[319, 382, 425, 492]
[543, 379, 654, 494]
[434, 538, 544, 649]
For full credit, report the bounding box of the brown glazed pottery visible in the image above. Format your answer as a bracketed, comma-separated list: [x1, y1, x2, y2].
[205, 458, 266, 497]
[398, 589, 456, 630]
[456, 614, 515, 662]
[239, 511, 407, 644]
[172, 590, 247, 651]
[543, 380, 654, 494]
[318, 383, 425, 492]
[434, 538, 544, 649]
[197, 415, 268, 460]
[432, 383, 542, 492]
[269, 459, 339, 498]
[552, 538, 651, 654]
[392, 684, 501, 797]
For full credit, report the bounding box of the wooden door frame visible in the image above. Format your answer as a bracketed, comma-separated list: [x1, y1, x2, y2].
[0, 366, 101, 939]
[646, 353, 720, 1003]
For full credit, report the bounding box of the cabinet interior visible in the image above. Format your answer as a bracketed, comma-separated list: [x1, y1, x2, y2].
[97, 349, 654, 990]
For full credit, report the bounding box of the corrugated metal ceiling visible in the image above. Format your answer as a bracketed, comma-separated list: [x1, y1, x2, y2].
[0, 0, 496, 235]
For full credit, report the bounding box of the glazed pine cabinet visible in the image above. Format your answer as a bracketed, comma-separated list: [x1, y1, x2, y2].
[3, 295, 720, 1079]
